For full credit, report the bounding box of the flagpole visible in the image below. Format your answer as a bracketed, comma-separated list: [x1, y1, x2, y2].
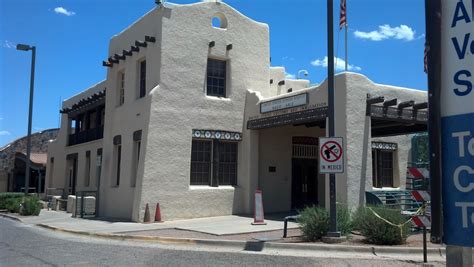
[344, 0, 348, 72]
[345, 24, 348, 71]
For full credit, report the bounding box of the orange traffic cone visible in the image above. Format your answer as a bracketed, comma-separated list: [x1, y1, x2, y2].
[155, 203, 163, 222]
[144, 203, 151, 223]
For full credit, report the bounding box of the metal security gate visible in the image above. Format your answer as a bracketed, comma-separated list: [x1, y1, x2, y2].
[292, 144, 318, 159]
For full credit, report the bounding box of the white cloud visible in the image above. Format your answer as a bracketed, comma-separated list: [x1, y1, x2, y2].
[54, 7, 76, 16]
[285, 72, 295, 79]
[354, 24, 415, 41]
[0, 131, 10, 136]
[310, 56, 361, 71]
[2, 40, 15, 49]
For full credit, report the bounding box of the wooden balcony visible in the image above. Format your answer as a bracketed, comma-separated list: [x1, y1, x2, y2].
[68, 126, 103, 146]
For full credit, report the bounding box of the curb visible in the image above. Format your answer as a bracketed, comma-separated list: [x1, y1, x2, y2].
[265, 242, 445, 257]
[35, 223, 445, 258]
[0, 213, 23, 223]
[37, 224, 199, 245]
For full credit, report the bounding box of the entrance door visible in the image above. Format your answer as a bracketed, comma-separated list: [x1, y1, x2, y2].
[292, 158, 318, 210]
[66, 154, 78, 195]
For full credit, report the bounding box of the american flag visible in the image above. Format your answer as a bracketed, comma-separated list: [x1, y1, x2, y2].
[424, 42, 429, 73]
[339, 0, 347, 30]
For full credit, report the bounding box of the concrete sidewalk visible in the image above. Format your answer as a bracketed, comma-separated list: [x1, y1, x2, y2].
[1, 209, 298, 235]
[0, 209, 450, 264]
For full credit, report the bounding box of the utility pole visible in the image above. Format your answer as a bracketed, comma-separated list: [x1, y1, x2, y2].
[16, 44, 36, 196]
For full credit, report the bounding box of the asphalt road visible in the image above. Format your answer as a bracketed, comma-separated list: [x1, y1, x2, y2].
[0, 217, 434, 266]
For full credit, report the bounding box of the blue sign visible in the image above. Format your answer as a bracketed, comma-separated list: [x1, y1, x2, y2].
[442, 113, 474, 246]
[440, 0, 473, 247]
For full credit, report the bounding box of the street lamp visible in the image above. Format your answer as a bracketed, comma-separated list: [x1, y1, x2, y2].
[16, 43, 36, 196]
[297, 70, 309, 79]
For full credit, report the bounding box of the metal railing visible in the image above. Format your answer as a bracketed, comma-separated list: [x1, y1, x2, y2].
[68, 127, 103, 146]
[73, 191, 97, 218]
[366, 190, 422, 213]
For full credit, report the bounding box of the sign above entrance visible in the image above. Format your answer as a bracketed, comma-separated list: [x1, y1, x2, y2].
[319, 137, 344, 174]
[260, 93, 308, 113]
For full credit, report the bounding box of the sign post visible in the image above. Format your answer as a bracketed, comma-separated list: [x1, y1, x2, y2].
[325, 0, 341, 239]
[411, 190, 431, 263]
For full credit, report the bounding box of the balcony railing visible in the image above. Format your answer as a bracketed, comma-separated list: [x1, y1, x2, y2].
[68, 126, 103, 146]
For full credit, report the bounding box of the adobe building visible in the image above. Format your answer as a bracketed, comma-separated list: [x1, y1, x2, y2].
[0, 128, 59, 193]
[46, 1, 428, 222]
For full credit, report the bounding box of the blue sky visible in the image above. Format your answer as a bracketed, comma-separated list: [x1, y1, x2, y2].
[0, 0, 426, 147]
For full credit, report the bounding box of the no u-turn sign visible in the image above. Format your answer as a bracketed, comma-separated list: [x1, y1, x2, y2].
[319, 137, 344, 174]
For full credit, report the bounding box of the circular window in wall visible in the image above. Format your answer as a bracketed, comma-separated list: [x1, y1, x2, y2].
[212, 13, 228, 29]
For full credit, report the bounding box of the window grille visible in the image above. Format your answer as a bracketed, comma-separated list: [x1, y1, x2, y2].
[206, 59, 226, 97]
[292, 144, 318, 159]
[139, 60, 146, 98]
[190, 139, 237, 186]
[372, 149, 394, 188]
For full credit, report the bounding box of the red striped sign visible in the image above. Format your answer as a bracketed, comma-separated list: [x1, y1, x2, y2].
[407, 167, 429, 179]
[412, 190, 431, 202]
[413, 215, 431, 228]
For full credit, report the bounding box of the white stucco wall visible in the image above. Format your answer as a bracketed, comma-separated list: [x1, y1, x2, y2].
[98, 6, 162, 220]
[46, 83, 106, 199]
[342, 73, 427, 210]
[134, 2, 270, 221]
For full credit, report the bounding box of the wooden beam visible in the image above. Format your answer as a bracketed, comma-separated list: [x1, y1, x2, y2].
[114, 54, 125, 60]
[135, 40, 147, 47]
[145, 36, 156, 43]
[102, 61, 113, 67]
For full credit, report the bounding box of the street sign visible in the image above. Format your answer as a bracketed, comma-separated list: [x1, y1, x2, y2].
[319, 137, 344, 173]
[440, 0, 474, 247]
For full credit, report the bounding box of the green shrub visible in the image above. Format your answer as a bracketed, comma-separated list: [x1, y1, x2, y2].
[354, 206, 410, 245]
[298, 206, 330, 241]
[0, 193, 24, 209]
[352, 206, 370, 231]
[336, 203, 353, 236]
[21, 196, 41, 216]
[5, 198, 22, 213]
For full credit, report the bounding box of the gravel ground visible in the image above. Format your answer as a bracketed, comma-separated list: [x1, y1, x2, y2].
[120, 227, 445, 248]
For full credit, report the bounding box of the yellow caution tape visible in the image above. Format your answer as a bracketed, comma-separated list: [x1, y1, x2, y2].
[367, 203, 426, 238]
